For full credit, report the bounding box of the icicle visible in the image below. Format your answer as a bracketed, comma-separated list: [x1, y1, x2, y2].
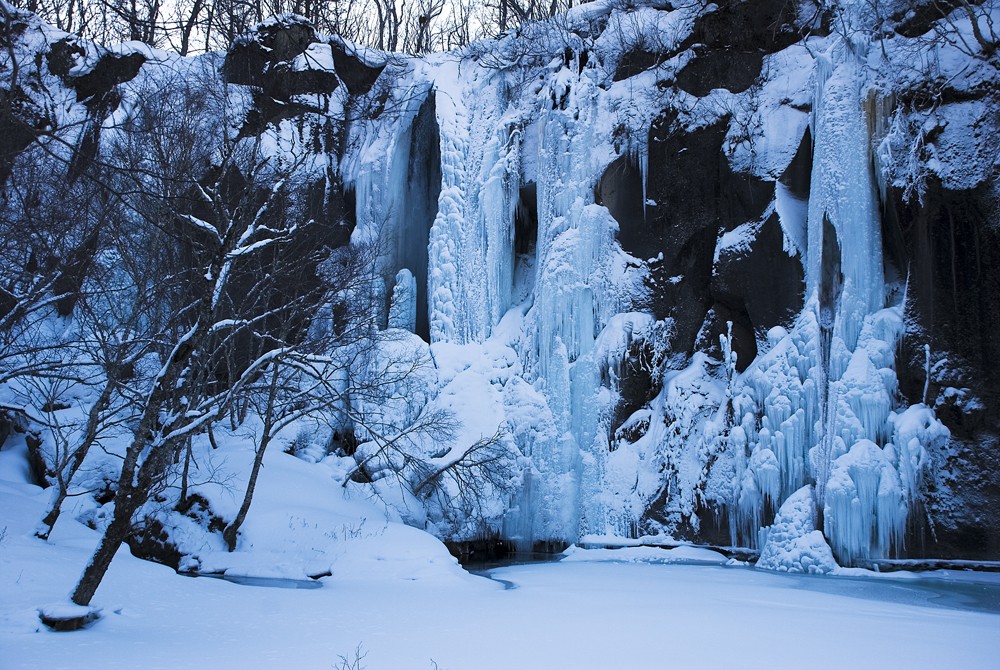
[823, 439, 905, 563]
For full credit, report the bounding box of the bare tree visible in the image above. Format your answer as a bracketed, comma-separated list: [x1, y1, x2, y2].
[405, 0, 446, 53]
[30, 249, 164, 540]
[220, 239, 386, 550]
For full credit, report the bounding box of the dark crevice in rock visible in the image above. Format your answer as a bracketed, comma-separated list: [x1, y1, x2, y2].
[597, 153, 645, 249]
[779, 127, 813, 199]
[515, 183, 538, 258]
[611, 337, 659, 434]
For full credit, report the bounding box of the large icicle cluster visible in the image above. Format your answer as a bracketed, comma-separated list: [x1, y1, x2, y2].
[713, 26, 951, 564]
[333, 1, 964, 563]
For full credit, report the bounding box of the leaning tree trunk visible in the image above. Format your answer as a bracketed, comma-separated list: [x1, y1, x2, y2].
[70, 431, 183, 606]
[69, 320, 208, 605]
[70, 486, 143, 606]
[223, 431, 271, 551]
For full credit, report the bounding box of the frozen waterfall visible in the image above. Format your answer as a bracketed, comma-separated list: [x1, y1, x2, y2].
[339, 6, 952, 565]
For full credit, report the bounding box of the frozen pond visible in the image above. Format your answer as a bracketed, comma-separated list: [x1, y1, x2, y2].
[4, 454, 997, 669]
[187, 573, 324, 589]
[4, 541, 1000, 669]
[775, 568, 1000, 615]
[485, 561, 1000, 612]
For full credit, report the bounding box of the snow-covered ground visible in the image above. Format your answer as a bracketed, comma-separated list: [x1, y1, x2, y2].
[2, 439, 998, 670]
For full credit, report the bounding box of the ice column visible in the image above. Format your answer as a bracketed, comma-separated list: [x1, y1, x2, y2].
[388, 269, 417, 332]
[427, 62, 521, 344]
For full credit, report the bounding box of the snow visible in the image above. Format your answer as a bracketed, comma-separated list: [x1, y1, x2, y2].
[292, 42, 335, 72]
[3, 446, 999, 669]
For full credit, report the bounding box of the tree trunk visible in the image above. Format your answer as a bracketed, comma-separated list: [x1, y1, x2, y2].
[178, 437, 192, 507]
[35, 379, 115, 541]
[223, 366, 278, 551]
[70, 489, 141, 606]
[35, 487, 69, 541]
[223, 431, 270, 551]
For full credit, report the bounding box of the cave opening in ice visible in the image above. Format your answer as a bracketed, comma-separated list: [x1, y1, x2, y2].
[596, 154, 646, 257]
[513, 182, 539, 304]
[399, 92, 442, 341]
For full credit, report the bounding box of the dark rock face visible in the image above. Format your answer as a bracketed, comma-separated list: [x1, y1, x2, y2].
[71, 52, 146, 103]
[222, 17, 384, 103]
[25, 433, 50, 488]
[39, 608, 101, 631]
[0, 84, 47, 182]
[600, 106, 784, 426]
[128, 517, 184, 569]
[611, 338, 658, 429]
[614, 46, 670, 82]
[711, 212, 805, 366]
[0, 14, 52, 181]
[222, 15, 317, 87]
[46, 42, 146, 180]
[613, 0, 800, 84]
[45, 36, 86, 78]
[890, 0, 961, 38]
[222, 16, 341, 127]
[261, 56, 340, 100]
[596, 154, 644, 238]
[129, 494, 226, 569]
[52, 229, 100, 316]
[886, 180, 1000, 559]
[330, 40, 385, 95]
[690, 0, 802, 53]
[642, 114, 773, 358]
[222, 17, 387, 139]
[675, 47, 763, 96]
[780, 128, 813, 199]
[240, 92, 324, 136]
